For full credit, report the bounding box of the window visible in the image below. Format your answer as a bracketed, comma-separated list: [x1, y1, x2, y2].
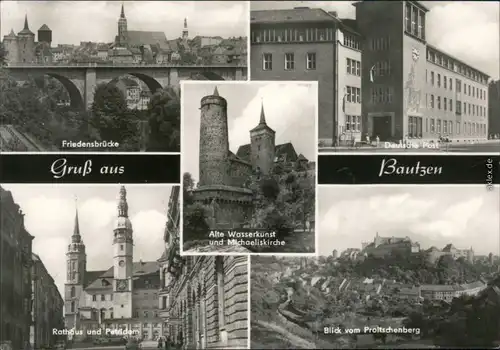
[430, 94, 434, 108]
[262, 53, 272, 71]
[437, 96, 441, 110]
[347, 58, 352, 74]
[463, 102, 466, 114]
[71, 301, 75, 313]
[431, 72, 434, 86]
[449, 78, 452, 91]
[430, 118, 435, 133]
[411, 6, 418, 34]
[356, 61, 360, 76]
[443, 120, 448, 134]
[425, 118, 428, 132]
[120, 245, 124, 251]
[444, 76, 447, 89]
[101, 294, 105, 301]
[468, 84, 471, 96]
[144, 311, 149, 317]
[284, 53, 294, 70]
[456, 79, 461, 93]
[456, 122, 460, 134]
[408, 116, 422, 138]
[456, 100, 461, 115]
[92, 295, 97, 301]
[444, 97, 447, 111]
[405, 3, 412, 33]
[345, 115, 361, 132]
[450, 121, 453, 134]
[437, 119, 441, 134]
[449, 99, 453, 111]
[437, 74, 441, 87]
[71, 286, 75, 298]
[306, 53, 316, 70]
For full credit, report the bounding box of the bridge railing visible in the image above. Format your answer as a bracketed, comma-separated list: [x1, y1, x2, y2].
[5, 62, 247, 68]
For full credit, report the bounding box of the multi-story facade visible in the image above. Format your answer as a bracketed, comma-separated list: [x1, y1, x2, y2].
[158, 186, 180, 334]
[488, 80, 500, 138]
[0, 187, 34, 350]
[251, 2, 491, 146]
[250, 7, 362, 146]
[64, 187, 163, 341]
[419, 281, 486, 302]
[161, 197, 249, 349]
[30, 253, 64, 349]
[355, 0, 489, 142]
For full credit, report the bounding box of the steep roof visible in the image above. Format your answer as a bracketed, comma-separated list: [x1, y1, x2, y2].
[4, 29, 17, 39]
[38, 24, 51, 31]
[127, 31, 169, 49]
[251, 8, 339, 24]
[84, 261, 159, 290]
[275, 142, 298, 161]
[83, 270, 107, 288]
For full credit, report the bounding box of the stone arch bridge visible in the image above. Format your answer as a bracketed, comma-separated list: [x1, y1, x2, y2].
[4, 63, 247, 110]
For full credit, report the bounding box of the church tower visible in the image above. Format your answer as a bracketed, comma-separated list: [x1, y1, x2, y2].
[112, 186, 134, 319]
[2, 29, 19, 63]
[199, 87, 230, 186]
[182, 18, 189, 40]
[117, 3, 128, 47]
[64, 200, 87, 329]
[250, 101, 276, 175]
[17, 14, 35, 63]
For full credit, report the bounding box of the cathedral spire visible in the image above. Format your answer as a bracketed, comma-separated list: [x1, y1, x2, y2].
[120, 2, 125, 18]
[72, 197, 81, 243]
[259, 100, 267, 125]
[24, 14, 29, 30]
[117, 186, 129, 218]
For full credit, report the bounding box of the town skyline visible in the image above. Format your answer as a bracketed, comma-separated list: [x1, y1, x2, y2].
[251, 1, 500, 80]
[182, 82, 317, 184]
[318, 186, 500, 257]
[1, 1, 249, 46]
[1, 184, 172, 301]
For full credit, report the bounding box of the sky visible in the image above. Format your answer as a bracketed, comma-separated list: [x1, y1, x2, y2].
[318, 186, 500, 257]
[0, 1, 248, 45]
[251, 1, 500, 80]
[2, 184, 172, 300]
[182, 81, 317, 183]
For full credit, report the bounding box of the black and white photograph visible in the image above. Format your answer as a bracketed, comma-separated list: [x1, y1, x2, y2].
[250, 1, 500, 153]
[0, 1, 248, 152]
[251, 185, 500, 349]
[0, 184, 249, 350]
[181, 81, 317, 254]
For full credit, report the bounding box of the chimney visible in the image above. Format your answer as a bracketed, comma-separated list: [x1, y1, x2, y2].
[329, 11, 338, 17]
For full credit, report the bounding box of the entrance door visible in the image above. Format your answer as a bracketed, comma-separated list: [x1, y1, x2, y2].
[372, 116, 392, 141]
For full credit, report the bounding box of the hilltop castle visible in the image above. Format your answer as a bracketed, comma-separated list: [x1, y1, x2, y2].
[341, 232, 474, 263]
[192, 87, 312, 230]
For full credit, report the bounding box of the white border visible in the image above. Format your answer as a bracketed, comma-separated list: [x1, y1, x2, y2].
[319, 151, 500, 156]
[246, 0, 252, 82]
[247, 256, 252, 349]
[1, 151, 180, 155]
[179, 80, 319, 257]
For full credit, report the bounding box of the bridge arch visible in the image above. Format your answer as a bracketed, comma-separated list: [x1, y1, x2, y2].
[45, 73, 84, 110]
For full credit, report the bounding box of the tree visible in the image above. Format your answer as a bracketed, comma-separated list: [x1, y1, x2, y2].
[89, 83, 138, 147]
[146, 88, 180, 152]
[183, 202, 210, 242]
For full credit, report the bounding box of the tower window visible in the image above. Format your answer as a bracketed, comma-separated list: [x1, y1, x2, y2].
[92, 295, 97, 301]
[70, 286, 75, 298]
[120, 244, 124, 251]
[71, 301, 75, 313]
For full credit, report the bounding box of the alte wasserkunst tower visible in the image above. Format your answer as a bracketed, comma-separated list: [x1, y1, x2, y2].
[65, 187, 163, 340]
[193, 87, 307, 230]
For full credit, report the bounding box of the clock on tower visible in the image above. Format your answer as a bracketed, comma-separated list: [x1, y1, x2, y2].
[116, 279, 128, 292]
